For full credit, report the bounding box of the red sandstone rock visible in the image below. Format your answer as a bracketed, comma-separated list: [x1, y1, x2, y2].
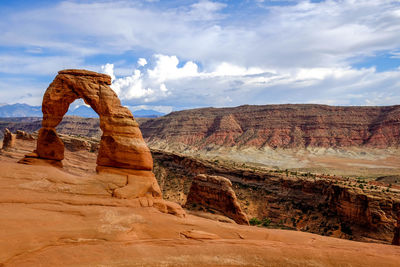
[152, 150, 400, 243]
[16, 130, 34, 140]
[28, 69, 152, 170]
[2, 160, 399, 266]
[393, 216, 400, 245]
[139, 104, 400, 149]
[185, 174, 249, 225]
[36, 127, 65, 160]
[2, 128, 16, 150]
[19, 69, 184, 217]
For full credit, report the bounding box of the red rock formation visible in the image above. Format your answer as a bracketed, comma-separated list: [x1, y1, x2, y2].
[16, 130, 34, 140]
[30, 69, 152, 170]
[2, 159, 400, 266]
[2, 128, 16, 150]
[393, 215, 400, 245]
[152, 149, 400, 243]
[19, 69, 184, 216]
[140, 104, 400, 149]
[185, 174, 249, 225]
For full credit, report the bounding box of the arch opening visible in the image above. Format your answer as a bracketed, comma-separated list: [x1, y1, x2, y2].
[32, 69, 153, 171]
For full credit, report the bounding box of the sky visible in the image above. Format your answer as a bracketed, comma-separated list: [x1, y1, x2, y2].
[0, 0, 400, 113]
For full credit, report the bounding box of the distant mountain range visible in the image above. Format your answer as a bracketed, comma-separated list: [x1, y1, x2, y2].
[0, 103, 165, 118]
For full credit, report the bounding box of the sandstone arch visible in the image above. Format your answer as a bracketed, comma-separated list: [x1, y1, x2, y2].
[18, 69, 185, 216]
[34, 69, 152, 170]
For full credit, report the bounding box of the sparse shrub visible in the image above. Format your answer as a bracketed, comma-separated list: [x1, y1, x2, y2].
[261, 218, 271, 227]
[249, 217, 262, 226]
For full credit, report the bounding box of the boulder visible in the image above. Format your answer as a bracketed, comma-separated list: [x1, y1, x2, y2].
[185, 174, 249, 225]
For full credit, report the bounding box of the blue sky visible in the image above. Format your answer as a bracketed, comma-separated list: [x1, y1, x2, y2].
[0, 0, 400, 113]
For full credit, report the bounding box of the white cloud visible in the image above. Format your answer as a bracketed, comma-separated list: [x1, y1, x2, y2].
[147, 54, 199, 82]
[1, 0, 400, 109]
[102, 54, 400, 110]
[0, 0, 399, 70]
[211, 62, 266, 76]
[186, 0, 227, 21]
[125, 104, 173, 114]
[137, 58, 148, 67]
[101, 63, 116, 81]
[390, 51, 400, 59]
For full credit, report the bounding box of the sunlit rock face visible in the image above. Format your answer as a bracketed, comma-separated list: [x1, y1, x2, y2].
[34, 69, 153, 170]
[18, 69, 185, 217]
[185, 174, 249, 225]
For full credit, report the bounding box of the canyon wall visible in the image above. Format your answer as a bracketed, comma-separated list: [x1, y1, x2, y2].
[141, 104, 400, 149]
[152, 150, 400, 244]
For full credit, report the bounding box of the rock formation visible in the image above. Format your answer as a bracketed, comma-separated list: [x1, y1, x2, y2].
[2, 128, 16, 150]
[3, 104, 400, 150]
[26, 69, 152, 170]
[16, 130, 34, 140]
[152, 150, 400, 243]
[139, 104, 400, 149]
[393, 215, 400, 245]
[185, 174, 249, 225]
[19, 69, 183, 216]
[1, 157, 400, 266]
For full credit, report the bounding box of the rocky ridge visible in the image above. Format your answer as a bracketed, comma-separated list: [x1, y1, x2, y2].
[2, 104, 400, 151]
[140, 104, 400, 149]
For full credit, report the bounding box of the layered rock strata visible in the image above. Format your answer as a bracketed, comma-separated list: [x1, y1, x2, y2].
[19, 69, 183, 216]
[185, 174, 249, 225]
[140, 104, 400, 149]
[152, 150, 400, 244]
[2, 104, 400, 150]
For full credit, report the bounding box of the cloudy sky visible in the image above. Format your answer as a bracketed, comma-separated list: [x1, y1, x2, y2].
[1, 0, 400, 113]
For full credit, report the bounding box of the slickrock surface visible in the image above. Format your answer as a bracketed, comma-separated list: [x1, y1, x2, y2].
[140, 104, 400, 149]
[2, 128, 15, 150]
[186, 174, 249, 225]
[5, 129, 400, 245]
[1, 141, 400, 266]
